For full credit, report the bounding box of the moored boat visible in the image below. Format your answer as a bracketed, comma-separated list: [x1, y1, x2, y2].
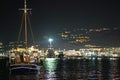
[9, 0, 40, 75]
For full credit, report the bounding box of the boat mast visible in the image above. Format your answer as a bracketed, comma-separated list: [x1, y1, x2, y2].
[20, 0, 31, 49]
[24, 0, 27, 49]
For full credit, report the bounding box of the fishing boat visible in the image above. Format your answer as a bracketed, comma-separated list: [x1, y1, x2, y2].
[9, 0, 40, 74]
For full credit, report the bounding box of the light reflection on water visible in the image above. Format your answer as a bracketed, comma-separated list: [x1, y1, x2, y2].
[41, 58, 120, 80]
[1, 57, 120, 80]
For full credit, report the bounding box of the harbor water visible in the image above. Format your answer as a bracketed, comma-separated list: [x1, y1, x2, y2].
[1, 57, 120, 80]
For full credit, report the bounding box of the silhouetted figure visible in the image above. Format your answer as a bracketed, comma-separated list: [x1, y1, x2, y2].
[58, 52, 64, 59]
[47, 49, 55, 58]
[20, 53, 24, 63]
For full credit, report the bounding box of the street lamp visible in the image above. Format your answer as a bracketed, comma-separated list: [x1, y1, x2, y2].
[48, 38, 53, 49]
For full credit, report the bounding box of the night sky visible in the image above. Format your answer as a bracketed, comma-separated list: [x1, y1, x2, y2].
[0, 0, 120, 44]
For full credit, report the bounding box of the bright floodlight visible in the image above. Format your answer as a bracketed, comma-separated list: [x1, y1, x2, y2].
[48, 38, 53, 42]
[48, 38, 53, 49]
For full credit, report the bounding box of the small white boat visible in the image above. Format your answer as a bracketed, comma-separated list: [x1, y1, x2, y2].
[0, 53, 8, 59]
[10, 64, 40, 74]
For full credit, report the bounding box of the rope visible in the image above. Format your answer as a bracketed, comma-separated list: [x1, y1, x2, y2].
[27, 15, 35, 45]
[17, 11, 35, 47]
[17, 13, 24, 44]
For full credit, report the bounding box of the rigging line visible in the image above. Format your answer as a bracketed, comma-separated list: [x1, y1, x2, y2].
[27, 14, 35, 45]
[17, 13, 24, 44]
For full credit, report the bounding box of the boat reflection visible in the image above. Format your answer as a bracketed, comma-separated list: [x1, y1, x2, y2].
[10, 74, 40, 80]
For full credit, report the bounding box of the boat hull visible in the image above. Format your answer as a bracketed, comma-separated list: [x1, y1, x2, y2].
[10, 64, 40, 75]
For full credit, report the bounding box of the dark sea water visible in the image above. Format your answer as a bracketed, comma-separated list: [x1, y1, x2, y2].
[0, 58, 9, 80]
[1, 57, 120, 80]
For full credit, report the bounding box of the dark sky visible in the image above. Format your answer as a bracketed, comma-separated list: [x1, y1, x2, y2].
[0, 0, 120, 43]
